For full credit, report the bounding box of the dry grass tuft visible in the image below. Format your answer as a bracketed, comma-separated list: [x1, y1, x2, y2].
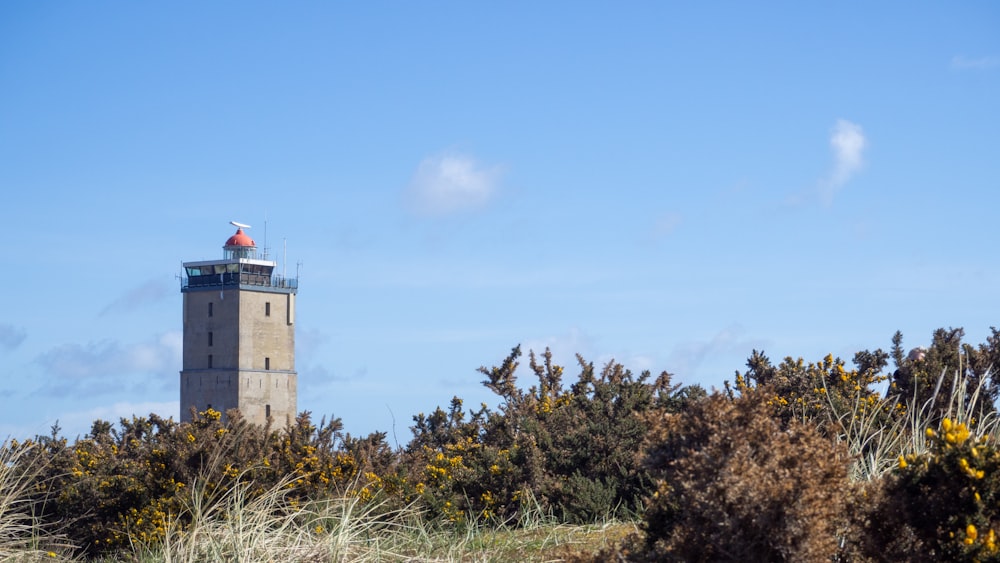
[0, 439, 76, 561]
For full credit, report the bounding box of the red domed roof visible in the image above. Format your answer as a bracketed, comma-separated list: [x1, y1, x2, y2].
[225, 228, 256, 247]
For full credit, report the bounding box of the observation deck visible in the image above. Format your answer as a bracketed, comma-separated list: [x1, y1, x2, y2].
[181, 226, 298, 294]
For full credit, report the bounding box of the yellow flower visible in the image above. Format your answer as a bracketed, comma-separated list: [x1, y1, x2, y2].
[897, 455, 907, 469]
[943, 418, 953, 432]
[47, 552, 57, 558]
[966, 524, 978, 545]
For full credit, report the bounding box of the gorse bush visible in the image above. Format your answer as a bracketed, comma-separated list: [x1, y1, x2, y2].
[864, 417, 1000, 561]
[728, 349, 891, 430]
[640, 390, 856, 562]
[13, 409, 392, 556]
[406, 346, 698, 525]
[889, 327, 1000, 426]
[6, 327, 1000, 561]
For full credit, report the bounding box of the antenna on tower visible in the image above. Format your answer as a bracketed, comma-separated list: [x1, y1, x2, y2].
[263, 212, 269, 260]
[283, 238, 287, 279]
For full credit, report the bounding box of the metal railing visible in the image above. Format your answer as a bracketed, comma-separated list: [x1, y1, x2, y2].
[182, 274, 298, 290]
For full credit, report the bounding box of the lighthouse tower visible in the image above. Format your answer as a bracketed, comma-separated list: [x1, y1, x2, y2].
[179, 223, 298, 425]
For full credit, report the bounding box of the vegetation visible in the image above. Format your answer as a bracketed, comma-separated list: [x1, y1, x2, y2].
[3, 327, 1000, 561]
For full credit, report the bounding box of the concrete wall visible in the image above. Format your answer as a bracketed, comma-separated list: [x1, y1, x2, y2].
[179, 369, 239, 420]
[237, 370, 298, 427]
[237, 291, 295, 371]
[180, 286, 297, 425]
[182, 290, 240, 370]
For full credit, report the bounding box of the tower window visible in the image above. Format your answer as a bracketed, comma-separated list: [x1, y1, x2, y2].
[208, 332, 213, 346]
[265, 357, 270, 370]
[208, 354, 213, 368]
[208, 302, 213, 317]
[266, 404, 271, 418]
[265, 302, 271, 317]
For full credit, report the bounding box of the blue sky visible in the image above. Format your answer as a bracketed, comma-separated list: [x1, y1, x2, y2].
[2, 2, 998, 441]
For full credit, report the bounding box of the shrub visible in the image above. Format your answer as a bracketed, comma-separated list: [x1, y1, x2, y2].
[889, 328, 1000, 426]
[864, 417, 1000, 561]
[728, 349, 890, 430]
[641, 390, 856, 562]
[406, 346, 692, 525]
[21, 409, 384, 557]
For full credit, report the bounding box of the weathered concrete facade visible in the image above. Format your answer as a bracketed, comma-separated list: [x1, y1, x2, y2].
[180, 226, 298, 426]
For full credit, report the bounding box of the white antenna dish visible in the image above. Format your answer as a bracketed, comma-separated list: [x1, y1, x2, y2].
[230, 221, 252, 229]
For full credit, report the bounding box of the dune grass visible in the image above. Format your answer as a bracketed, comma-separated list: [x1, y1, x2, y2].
[0, 440, 75, 561]
[827, 367, 1000, 481]
[91, 472, 633, 562]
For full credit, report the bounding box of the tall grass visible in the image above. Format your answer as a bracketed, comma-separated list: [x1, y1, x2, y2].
[0, 440, 74, 560]
[829, 367, 1000, 481]
[112, 473, 629, 563]
[138, 472, 418, 562]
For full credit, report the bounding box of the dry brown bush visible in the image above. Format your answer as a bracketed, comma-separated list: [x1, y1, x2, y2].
[640, 389, 859, 562]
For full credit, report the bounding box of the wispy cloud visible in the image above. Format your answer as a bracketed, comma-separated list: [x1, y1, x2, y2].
[520, 328, 658, 378]
[55, 400, 181, 438]
[667, 325, 767, 379]
[35, 332, 182, 394]
[820, 119, 867, 205]
[0, 324, 26, 352]
[100, 279, 172, 316]
[951, 55, 1000, 70]
[405, 151, 503, 216]
[650, 212, 683, 241]
[522, 327, 597, 372]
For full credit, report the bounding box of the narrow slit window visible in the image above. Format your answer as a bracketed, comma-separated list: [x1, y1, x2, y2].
[265, 302, 271, 317]
[208, 302, 213, 317]
[208, 332, 213, 346]
[208, 354, 213, 368]
[265, 357, 270, 370]
[265, 404, 271, 418]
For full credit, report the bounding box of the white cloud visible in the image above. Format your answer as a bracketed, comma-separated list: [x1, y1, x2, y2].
[951, 55, 1000, 70]
[100, 279, 172, 316]
[54, 400, 181, 438]
[820, 119, 867, 204]
[36, 332, 182, 384]
[0, 324, 26, 352]
[405, 151, 503, 216]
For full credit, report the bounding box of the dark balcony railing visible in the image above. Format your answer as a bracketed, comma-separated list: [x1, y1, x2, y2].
[182, 274, 298, 290]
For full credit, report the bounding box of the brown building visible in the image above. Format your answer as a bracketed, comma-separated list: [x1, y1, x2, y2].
[179, 223, 298, 425]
